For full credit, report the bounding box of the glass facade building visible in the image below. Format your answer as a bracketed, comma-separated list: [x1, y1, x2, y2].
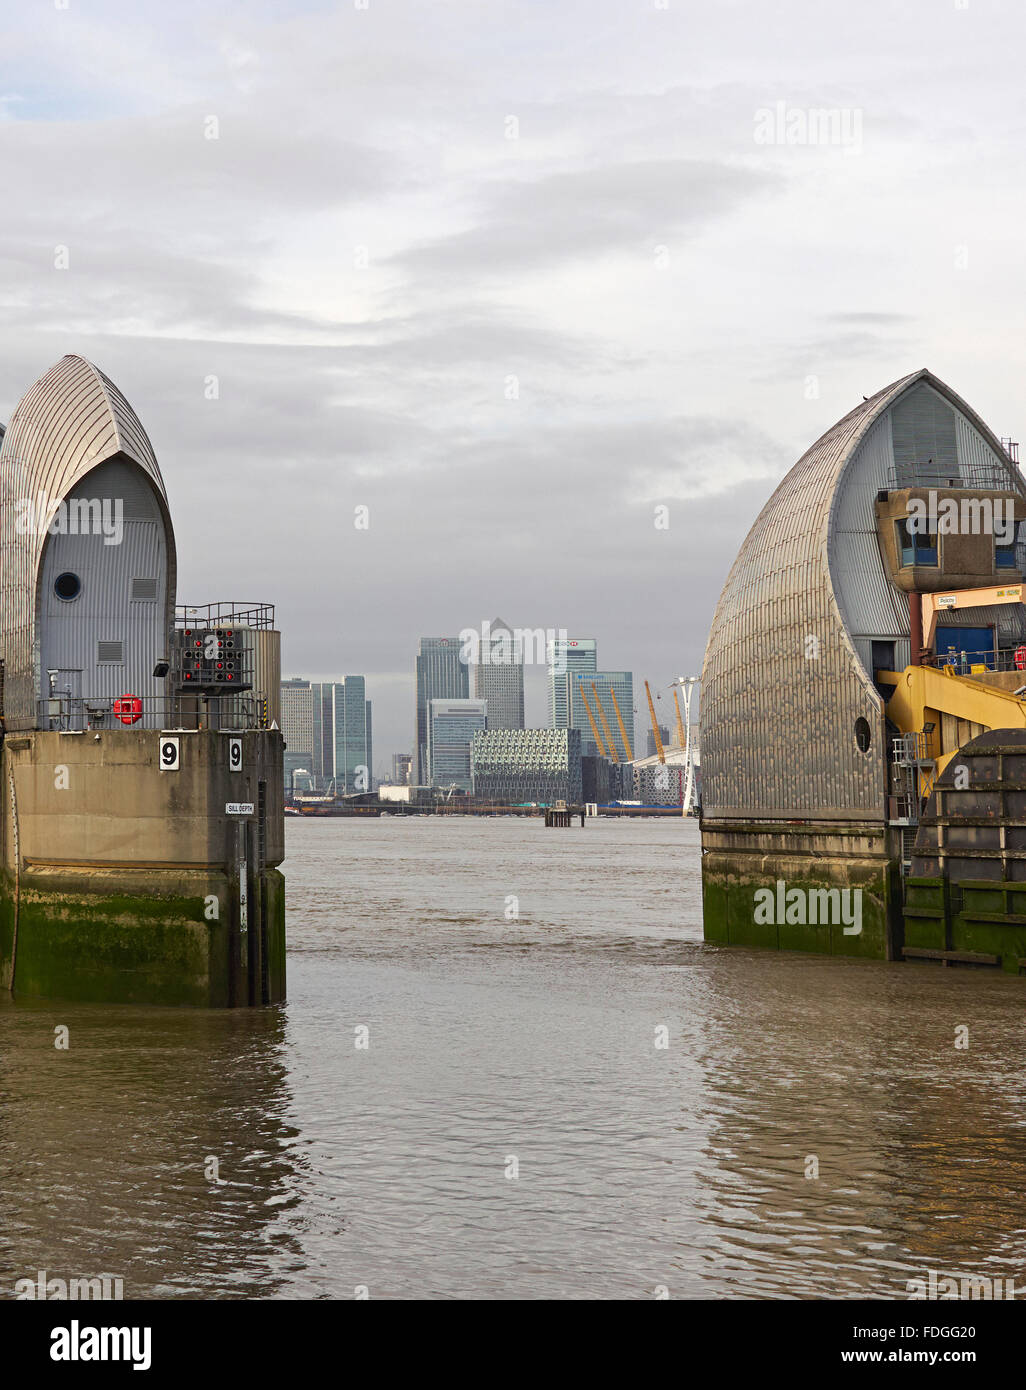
[427, 698, 487, 792]
[469, 728, 578, 806]
[281, 676, 372, 792]
[472, 728, 582, 805]
[564, 669, 635, 760]
[416, 637, 469, 784]
[548, 636, 597, 729]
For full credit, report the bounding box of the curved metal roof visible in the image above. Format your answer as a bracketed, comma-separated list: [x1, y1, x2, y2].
[0, 354, 166, 510]
[700, 369, 1020, 820]
[0, 355, 175, 728]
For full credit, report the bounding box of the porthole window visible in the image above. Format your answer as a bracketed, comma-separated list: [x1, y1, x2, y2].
[54, 572, 82, 602]
[854, 717, 872, 753]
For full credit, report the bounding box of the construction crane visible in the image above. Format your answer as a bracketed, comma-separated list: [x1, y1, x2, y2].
[591, 681, 619, 764]
[608, 686, 634, 761]
[672, 687, 686, 749]
[645, 680, 666, 764]
[578, 681, 608, 758]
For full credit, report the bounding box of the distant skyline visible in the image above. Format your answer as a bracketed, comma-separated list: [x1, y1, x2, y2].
[2, 1, 1024, 761]
[285, 626, 665, 776]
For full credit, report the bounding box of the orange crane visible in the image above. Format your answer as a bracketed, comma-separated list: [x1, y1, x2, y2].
[578, 681, 608, 758]
[608, 686, 634, 761]
[591, 681, 619, 764]
[672, 687, 686, 750]
[645, 680, 666, 764]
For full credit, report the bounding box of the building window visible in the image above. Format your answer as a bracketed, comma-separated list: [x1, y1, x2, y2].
[995, 521, 1021, 569]
[54, 571, 82, 601]
[895, 519, 937, 567]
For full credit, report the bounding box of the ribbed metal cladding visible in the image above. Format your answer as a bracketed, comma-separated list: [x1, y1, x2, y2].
[0, 355, 177, 728]
[37, 458, 169, 718]
[701, 369, 1023, 821]
[892, 386, 957, 483]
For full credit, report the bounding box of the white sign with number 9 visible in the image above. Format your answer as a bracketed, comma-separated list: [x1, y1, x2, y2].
[229, 737, 243, 772]
[159, 736, 180, 771]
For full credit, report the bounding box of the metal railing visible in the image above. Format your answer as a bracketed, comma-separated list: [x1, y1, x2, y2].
[884, 462, 1018, 491]
[922, 646, 1026, 676]
[889, 734, 932, 861]
[892, 731, 929, 764]
[175, 601, 275, 631]
[38, 691, 273, 732]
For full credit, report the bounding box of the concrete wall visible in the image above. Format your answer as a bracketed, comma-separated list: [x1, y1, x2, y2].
[701, 817, 901, 960]
[875, 488, 1024, 593]
[0, 728, 285, 1005]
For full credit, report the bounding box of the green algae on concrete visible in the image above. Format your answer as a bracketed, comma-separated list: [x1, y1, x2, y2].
[1, 870, 224, 1005]
[0, 865, 287, 1006]
[904, 875, 1026, 973]
[702, 857, 900, 961]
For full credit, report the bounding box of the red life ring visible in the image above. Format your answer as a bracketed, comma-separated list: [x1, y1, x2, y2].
[1016, 647, 1026, 671]
[113, 693, 143, 724]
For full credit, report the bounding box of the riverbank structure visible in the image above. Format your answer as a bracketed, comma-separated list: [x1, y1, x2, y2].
[701, 368, 1026, 971]
[0, 355, 285, 1005]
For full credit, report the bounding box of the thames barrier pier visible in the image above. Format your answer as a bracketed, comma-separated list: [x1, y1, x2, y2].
[701, 368, 1026, 971]
[0, 355, 285, 1005]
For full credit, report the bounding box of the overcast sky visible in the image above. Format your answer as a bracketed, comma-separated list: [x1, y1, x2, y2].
[2, 0, 1024, 769]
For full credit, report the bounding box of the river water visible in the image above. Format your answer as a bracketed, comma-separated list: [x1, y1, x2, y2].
[2, 816, 1026, 1300]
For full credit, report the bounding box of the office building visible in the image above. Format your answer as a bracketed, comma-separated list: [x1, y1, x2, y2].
[365, 699, 373, 791]
[281, 676, 372, 792]
[473, 616, 525, 729]
[281, 677, 314, 764]
[472, 728, 582, 805]
[647, 725, 670, 758]
[392, 752, 412, 785]
[428, 697, 487, 792]
[415, 637, 469, 783]
[566, 670, 635, 760]
[548, 636, 597, 729]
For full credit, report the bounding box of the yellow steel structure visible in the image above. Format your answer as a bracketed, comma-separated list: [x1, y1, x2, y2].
[591, 681, 619, 764]
[608, 686, 634, 761]
[644, 680, 666, 764]
[578, 681, 608, 758]
[672, 687, 686, 749]
[882, 662, 1026, 794]
[922, 584, 1023, 653]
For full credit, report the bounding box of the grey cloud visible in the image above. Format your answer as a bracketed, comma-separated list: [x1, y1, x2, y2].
[398, 158, 779, 274]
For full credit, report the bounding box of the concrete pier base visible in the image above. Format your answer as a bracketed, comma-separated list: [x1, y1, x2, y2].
[0, 729, 286, 1006]
[701, 818, 903, 960]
